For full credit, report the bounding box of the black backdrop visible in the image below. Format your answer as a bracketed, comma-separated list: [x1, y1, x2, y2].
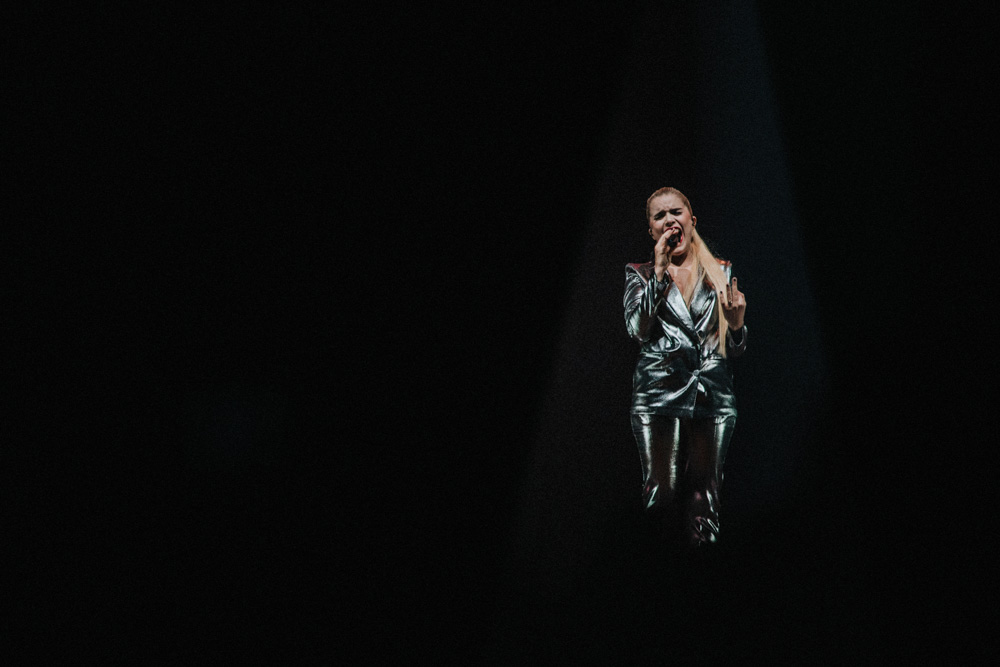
[7, 1, 995, 662]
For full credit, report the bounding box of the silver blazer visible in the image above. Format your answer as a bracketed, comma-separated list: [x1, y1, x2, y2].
[624, 261, 746, 417]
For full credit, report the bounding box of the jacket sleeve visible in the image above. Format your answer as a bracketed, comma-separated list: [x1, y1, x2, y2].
[726, 324, 747, 357]
[624, 267, 669, 343]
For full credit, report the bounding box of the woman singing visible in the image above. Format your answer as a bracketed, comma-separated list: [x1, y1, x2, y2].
[624, 187, 747, 547]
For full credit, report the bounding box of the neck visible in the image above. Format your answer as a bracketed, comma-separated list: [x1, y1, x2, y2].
[669, 249, 695, 268]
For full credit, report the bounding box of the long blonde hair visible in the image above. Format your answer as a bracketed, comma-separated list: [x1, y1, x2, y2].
[646, 187, 730, 356]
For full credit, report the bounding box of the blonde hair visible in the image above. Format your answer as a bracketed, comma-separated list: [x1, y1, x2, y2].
[646, 187, 730, 356]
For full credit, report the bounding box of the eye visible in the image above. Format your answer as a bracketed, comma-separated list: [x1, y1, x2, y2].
[670, 209, 682, 215]
[654, 211, 665, 220]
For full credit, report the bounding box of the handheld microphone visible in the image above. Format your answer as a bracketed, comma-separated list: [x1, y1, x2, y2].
[666, 231, 679, 248]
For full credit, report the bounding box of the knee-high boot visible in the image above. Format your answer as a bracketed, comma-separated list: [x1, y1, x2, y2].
[631, 413, 682, 543]
[682, 415, 736, 546]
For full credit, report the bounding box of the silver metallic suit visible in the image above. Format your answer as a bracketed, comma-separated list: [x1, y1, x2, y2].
[624, 261, 746, 546]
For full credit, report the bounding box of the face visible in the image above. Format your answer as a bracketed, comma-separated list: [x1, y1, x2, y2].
[647, 193, 696, 256]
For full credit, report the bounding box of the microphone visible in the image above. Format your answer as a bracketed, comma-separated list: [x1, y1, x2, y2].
[666, 230, 680, 248]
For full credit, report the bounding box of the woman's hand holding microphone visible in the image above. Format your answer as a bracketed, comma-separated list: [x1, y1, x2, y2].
[653, 228, 681, 281]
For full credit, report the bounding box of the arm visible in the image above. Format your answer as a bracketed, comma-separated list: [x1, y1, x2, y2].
[720, 266, 747, 358]
[625, 233, 679, 343]
[624, 267, 669, 343]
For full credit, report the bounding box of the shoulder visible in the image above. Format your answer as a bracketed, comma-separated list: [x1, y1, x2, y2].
[716, 257, 732, 279]
[625, 262, 653, 285]
[626, 262, 653, 278]
[625, 262, 653, 292]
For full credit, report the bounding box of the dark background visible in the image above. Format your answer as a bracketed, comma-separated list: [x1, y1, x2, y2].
[6, 1, 994, 662]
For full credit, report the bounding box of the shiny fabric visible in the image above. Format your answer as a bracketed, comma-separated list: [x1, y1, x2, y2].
[624, 260, 745, 546]
[624, 261, 746, 417]
[631, 413, 736, 546]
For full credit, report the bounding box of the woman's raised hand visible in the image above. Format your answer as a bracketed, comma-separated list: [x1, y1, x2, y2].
[720, 277, 746, 330]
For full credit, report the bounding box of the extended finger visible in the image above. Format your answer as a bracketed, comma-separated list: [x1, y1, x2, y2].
[719, 289, 730, 308]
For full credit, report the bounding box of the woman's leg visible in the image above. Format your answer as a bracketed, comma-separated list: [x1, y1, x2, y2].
[683, 415, 736, 545]
[630, 413, 682, 512]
